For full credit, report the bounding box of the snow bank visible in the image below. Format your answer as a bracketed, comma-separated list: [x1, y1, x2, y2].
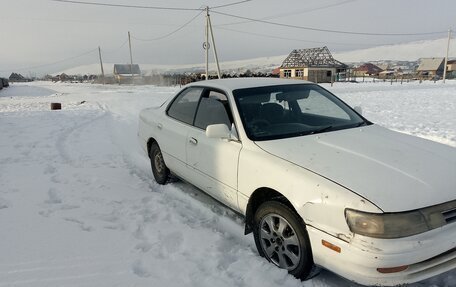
[334, 37, 456, 62]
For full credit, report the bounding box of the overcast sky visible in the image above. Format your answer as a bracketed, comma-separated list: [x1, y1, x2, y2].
[0, 0, 455, 76]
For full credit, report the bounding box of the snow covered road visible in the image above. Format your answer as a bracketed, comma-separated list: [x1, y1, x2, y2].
[0, 81, 455, 286]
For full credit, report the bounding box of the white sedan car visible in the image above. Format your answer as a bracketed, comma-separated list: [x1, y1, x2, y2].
[138, 78, 456, 286]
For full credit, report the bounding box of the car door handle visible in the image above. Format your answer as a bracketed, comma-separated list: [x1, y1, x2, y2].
[157, 123, 163, 130]
[189, 137, 198, 145]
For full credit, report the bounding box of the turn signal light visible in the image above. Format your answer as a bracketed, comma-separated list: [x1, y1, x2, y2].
[377, 265, 409, 274]
[321, 240, 341, 253]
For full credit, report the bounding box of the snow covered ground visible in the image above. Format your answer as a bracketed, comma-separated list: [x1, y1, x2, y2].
[0, 80, 455, 287]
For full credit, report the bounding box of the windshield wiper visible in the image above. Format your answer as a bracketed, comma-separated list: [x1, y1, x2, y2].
[309, 125, 333, 135]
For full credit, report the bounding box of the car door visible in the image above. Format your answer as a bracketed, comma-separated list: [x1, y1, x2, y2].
[186, 89, 242, 211]
[159, 87, 203, 180]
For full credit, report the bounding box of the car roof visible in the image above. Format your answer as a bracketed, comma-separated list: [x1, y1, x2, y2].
[185, 77, 313, 92]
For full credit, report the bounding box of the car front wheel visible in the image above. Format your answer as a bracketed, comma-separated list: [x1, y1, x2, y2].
[253, 201, 315, 280]
[149, 142, 170, 184]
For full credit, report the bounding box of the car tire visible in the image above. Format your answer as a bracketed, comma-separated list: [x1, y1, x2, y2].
[253, 201, 315, 280]
[149, 142, 170, 185]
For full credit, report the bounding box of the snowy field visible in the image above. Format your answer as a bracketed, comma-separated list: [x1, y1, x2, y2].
[0, 80, 455, 287]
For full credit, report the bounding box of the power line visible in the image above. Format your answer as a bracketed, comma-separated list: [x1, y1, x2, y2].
[51, 0, 252, 11]
[103, 39, 129, 54]
[211, 10, 448, 36]
[132, 11, 203, 42]
[216, 26, 380, 47]
[210, 0, 252, 9]
[51, 0, 202, 11]
[274, 0, 357, 16]
[0, 48, 98, 72]
[2, 15, 203, 27]
[215, 0, 356, 27]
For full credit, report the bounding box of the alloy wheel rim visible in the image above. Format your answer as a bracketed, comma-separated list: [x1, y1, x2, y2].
[259, 213, 301, 271]
[154, 151, 164, 174]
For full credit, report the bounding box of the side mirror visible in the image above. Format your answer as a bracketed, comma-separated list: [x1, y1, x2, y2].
[354, 106, 363, 115]
[206, 124, 231, 139]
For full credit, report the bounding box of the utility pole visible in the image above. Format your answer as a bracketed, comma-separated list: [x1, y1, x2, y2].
[443, 28, 451, 84]
[128, 31, 134, 78]
[98, 46, 105, 85]
[207, 9, 221, 79]
[205, 7, 209, 80]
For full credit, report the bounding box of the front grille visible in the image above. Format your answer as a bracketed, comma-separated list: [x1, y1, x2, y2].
[408, 246, 456, 277]
[420, 247, 456, 265]
[442, 208, 456, 224]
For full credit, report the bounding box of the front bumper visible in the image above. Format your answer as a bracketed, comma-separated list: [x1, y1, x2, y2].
[306, 223, 456, 286]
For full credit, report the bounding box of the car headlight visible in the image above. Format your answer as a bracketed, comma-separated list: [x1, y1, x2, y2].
[345, 208, 444, 239]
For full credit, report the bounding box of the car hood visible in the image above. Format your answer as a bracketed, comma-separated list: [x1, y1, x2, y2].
[255, 125, 456, 212]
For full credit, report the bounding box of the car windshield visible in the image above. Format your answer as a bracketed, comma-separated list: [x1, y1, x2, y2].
[233, 84, 368, 141]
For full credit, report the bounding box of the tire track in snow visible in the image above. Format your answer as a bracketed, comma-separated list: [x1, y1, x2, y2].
[55, 106, 107, 167]
[0, 271, 128, 287]
[0, 254, 116, 269]
[0, 255, 127, 287]
[0, 261, 121, 276]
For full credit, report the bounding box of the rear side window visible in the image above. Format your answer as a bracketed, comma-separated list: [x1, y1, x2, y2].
[167, 87, 203, 125]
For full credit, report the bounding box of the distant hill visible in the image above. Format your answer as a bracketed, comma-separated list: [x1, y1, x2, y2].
[334, 37, 454, 62]
[57, 37, 454, 76]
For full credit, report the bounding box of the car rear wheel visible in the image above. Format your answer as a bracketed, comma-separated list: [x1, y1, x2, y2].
[149, 142, 170, 184]
[253, 201, 315, 280]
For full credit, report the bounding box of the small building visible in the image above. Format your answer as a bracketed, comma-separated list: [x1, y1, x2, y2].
[59, 73, 71, 82]
[416, 58, 445, 78]
[377, 63, 390, 71]
[447, 59, 456, 79]
[113, 64, 141, 83]
[1, 78, 9, 88]
[9, 72, 30, 82]
[271, 67, 281, 77]
[447, 59, 456, 71]
[353, 63, 383, 77]
[279, 46, 347, 83]
[378, 70, 395, 79]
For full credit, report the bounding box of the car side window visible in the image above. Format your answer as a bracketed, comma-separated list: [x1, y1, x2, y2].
[167, 87, 203, 125]
[194, 90, 232, 130]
